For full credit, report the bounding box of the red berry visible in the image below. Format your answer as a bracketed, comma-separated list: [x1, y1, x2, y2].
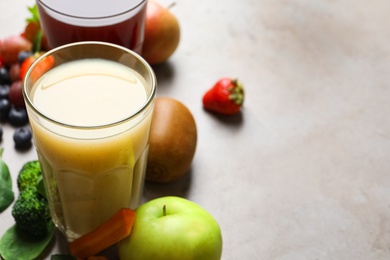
[9, 81, 25, 108]
[0, 35, 32, 65]
[9, 63, 21, 82]
[23, 21, 40, 44]
[202, 78, 244, 115]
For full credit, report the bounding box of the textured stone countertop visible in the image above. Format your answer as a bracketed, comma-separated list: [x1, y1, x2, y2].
[1, 0, 390, 259]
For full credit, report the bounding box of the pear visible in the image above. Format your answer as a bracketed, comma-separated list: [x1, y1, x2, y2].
[142, 0, 180, 65]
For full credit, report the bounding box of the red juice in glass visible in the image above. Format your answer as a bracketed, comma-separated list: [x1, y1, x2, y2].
[36, 0, 147, 53]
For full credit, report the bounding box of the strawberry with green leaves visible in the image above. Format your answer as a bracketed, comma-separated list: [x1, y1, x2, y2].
[19, 5, 52, 81]
[202, 78, 244, 115]
[22, 5, 47, 53]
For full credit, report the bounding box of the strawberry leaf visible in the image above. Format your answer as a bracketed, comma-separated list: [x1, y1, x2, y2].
[228, 80, 244, 105]
[32, 29, 43, 53]
[26, 5, 40, 23]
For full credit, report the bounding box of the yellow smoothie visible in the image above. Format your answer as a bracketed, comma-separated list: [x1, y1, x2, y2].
[28, 59, 153, 241]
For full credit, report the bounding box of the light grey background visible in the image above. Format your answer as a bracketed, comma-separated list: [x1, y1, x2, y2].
[1, 0, 390, 259]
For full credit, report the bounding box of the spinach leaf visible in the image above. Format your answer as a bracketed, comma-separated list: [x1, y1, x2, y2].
[36, 175, 47, 199]
[0, 222, 54, 260]
[0, 149, 14, 212]
[0, 184, 14, 212]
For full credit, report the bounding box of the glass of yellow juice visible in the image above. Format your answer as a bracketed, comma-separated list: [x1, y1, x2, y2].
[23, 41, 156, 242]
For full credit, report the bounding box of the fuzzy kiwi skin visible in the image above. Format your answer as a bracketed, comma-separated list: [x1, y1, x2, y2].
[146, 97, 197, 183]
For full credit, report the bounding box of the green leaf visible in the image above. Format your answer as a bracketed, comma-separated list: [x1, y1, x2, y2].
[0, 222, 55, 260]
[0, 148, 14, 212]
[0, 149, 11, 189]
[36, 175, 47, 199]
[32, 28, 43, 53]
[26, 4, 40, 23]
[0, 184, 14, 212]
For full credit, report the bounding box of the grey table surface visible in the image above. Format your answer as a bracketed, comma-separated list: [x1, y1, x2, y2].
[1, 0, 390, 259]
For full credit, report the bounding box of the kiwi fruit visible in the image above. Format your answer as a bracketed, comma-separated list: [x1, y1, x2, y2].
[146, 97, 197, 182]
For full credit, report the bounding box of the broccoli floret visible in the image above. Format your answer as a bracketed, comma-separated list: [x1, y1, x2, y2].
[11, 186, 51, 237]
[17, 160, 42, 192]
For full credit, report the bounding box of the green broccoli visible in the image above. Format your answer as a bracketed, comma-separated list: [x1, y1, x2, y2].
[17, 160, 42, 192]
[11, 186, 51, 237]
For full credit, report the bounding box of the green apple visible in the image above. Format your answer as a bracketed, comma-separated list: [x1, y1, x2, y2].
[117, 196, 223, 260]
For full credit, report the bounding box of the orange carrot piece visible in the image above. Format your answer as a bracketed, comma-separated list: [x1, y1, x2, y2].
[69, 208, 136, 259]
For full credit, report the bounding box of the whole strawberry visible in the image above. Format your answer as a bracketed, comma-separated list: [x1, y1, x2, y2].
[202, 78, 244, 115]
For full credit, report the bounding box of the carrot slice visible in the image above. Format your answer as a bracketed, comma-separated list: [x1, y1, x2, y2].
[69, 208, 136, 259]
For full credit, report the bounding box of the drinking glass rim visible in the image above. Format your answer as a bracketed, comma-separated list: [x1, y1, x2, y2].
[23, 41, 157, 130]
[36, 0, 147, 20]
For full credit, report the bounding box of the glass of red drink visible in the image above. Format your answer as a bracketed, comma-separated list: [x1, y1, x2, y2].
[36, 0, 147, 53]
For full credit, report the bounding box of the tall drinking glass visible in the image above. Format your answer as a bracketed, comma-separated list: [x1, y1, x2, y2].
[23, 41, 156, 242]
[36, 0, 147, 53]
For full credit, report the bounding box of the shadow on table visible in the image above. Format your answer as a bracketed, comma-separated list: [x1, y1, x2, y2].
[150, 61, 175, 89]
[205, 109, 244, 129]
[143, 167, 192, 202]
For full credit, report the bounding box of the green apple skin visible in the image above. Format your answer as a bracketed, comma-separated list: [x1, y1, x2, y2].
[117, 196, 223, 260]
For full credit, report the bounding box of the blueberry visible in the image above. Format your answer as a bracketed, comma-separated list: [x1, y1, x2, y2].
[0, 67, 10, 85]
[0, 84, 10, 99]
[0, 99, 11, 121]
[8, 106, 28, 126]
[13, 127, 32, 149]
[18, 51, 33, 64]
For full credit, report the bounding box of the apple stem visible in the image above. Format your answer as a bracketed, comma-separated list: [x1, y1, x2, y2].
[163, 204, 167, 216]
[167, 2, 176, 10]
